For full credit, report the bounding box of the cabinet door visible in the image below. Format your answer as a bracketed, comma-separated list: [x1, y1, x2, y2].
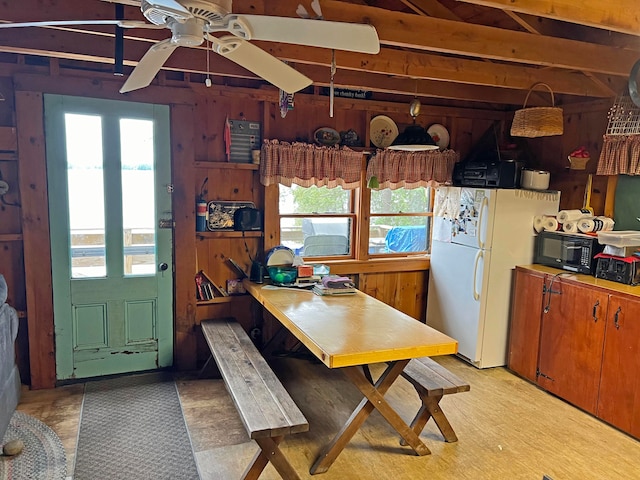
[598, 294, 640, 439]
[508, 269, 545, 382]
[537, 280, 607, 414]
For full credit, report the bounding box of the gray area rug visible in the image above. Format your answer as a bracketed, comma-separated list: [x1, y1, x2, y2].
[74, 372, 200, 480]
[1, 411, 66, 480]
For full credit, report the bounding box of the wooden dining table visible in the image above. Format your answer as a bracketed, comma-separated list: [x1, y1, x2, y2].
[243, 281, 458, 475]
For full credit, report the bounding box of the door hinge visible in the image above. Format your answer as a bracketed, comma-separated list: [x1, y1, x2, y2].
[536, 369, 555, 381]
[158, 218, 174, 229]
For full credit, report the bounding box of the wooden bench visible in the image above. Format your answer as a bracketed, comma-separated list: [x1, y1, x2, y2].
[400, 356, 470, 443]
[201, 318, 309, 480]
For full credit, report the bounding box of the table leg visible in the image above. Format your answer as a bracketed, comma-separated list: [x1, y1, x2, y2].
[310, 361, 430, 475]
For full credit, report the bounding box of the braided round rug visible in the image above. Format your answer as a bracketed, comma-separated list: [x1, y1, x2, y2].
[0, 411, 66, 480]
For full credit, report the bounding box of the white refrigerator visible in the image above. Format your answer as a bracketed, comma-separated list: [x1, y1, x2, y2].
[426, 187, 560, 368]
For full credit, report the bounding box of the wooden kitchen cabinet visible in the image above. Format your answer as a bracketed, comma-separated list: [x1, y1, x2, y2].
[508, 265, 640, 439]
[508, 268, 545, 382]
[536, 280, 606, 414]
[597, 294, 640, 438]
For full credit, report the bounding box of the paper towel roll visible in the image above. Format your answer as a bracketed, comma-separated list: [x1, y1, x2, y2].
[578, 216, 615, 233]
[543, 217, 561, 231]
[557, 209, 594, 224]
[563, 221, 580, 233]
[577, 218, 596, 233]
[596, 216, 615, 231]
[533, 215, 547, 233]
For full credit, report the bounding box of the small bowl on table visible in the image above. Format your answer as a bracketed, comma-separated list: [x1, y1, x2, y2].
[267, 266, 298, 285]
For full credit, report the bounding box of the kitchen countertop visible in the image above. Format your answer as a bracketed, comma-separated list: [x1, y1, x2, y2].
[516, 264, 640, 298]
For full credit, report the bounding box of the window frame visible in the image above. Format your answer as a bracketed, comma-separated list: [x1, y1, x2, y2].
[275, 165, 435, 261]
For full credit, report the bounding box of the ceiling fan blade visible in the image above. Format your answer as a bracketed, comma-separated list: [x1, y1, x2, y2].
[0, 20, 163, 29]
[143, 0, 191, 18]
[120, 38, 179, 93]
[210, 35, 312, 94]
[229, 15, 380, 54]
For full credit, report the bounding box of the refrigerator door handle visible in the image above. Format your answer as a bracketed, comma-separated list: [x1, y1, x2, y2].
[472, 250, 483, 301]
[477, 195, 489, 250]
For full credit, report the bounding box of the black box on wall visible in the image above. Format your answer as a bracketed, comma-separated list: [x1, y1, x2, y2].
[227, 119, 261, 163]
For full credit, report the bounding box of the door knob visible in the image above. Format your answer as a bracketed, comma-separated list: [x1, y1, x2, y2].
[158, 262, 168, 272]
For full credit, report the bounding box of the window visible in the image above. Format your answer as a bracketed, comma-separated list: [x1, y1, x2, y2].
[369, 187, 432, 255]
[267, 140, 450, 260]
[277, 183, 434, 259]
[279, 185, 355, 258]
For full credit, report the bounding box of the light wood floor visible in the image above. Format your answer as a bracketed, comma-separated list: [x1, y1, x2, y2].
[15, 355, 640, 479]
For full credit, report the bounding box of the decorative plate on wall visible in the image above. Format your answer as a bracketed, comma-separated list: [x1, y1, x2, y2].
[314, 127, 341, 146]
[370, 115, 399, 148]
[427, 123, 450, 149]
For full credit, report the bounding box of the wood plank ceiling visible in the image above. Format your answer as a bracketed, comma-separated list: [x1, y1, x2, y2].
[0, 0, 638, 107]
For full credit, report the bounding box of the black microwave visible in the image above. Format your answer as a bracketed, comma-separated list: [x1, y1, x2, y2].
[534, 230, 604, 275]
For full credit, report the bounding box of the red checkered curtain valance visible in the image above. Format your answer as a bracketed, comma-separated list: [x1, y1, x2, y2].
[260, 140, 363, 189]
[596, 134, 640, 175]
[366, 149, 459, 190]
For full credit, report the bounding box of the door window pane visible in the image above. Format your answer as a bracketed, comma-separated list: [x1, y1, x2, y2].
[120, 118, 156, 276]
[65, 113, 106, 278]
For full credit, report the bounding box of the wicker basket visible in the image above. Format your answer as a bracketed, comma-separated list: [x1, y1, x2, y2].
[510, 83, 564, 138]
[568, 155, 590, 170]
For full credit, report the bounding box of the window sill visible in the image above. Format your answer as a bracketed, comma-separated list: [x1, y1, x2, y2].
[315, 255, 430, 275]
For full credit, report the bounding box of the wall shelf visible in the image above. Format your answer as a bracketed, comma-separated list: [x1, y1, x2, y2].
[197, 295, 248, 305]
[0, 234, 23, 242]
[194, 161, 259, 170]
[197, 231, 262, 239]
[0, 153, 17, 161]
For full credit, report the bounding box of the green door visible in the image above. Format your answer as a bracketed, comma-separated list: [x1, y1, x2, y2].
[45, 94, 173, 380]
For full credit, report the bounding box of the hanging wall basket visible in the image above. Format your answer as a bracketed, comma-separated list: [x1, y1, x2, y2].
[510, 82, 564, 138]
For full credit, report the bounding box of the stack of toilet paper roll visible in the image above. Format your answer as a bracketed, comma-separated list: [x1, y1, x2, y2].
[533, 210, 615, 234]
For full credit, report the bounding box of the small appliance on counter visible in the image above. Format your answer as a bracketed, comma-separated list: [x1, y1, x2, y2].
[594, 254, 640, 285]
[534, 230, 604, 275]
[520, 168, 550, 190]
[593, 230, 640, 285]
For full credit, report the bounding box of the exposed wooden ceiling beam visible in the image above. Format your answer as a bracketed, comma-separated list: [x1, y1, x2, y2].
[4, 0, 639, 77]
[0, 25, 615, 98]
[0, 0, 632, 103]
[265, 43, 614, 97]
[499, 11, 618, 97]
[298, 64, 529, 104]
[267, 0, 638, 76]
[0, 27, 523, 104]
[455, 0, 640, 36]
[400, 0, 461, 20]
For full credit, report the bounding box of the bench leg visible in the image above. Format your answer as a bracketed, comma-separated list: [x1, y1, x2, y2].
[401, 388, 458, 445]
[197, 355, 221, 379]
[242, 436, 301, 480]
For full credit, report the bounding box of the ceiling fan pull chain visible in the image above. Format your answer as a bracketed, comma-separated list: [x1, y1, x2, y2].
[205, 37, 212, 87]
[330, 49, 336, 118]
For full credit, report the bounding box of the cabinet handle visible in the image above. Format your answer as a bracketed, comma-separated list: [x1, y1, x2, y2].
[592, 300, 600, 322]
[614, 306, 622, 329]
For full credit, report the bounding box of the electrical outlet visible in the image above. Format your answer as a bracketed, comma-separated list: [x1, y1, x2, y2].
[0, 180, 9, 196]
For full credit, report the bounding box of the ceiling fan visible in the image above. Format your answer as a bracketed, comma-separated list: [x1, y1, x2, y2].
[0, 0, 380, 94]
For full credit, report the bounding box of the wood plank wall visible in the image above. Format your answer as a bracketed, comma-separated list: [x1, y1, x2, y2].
[0, 60, 617, 387]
